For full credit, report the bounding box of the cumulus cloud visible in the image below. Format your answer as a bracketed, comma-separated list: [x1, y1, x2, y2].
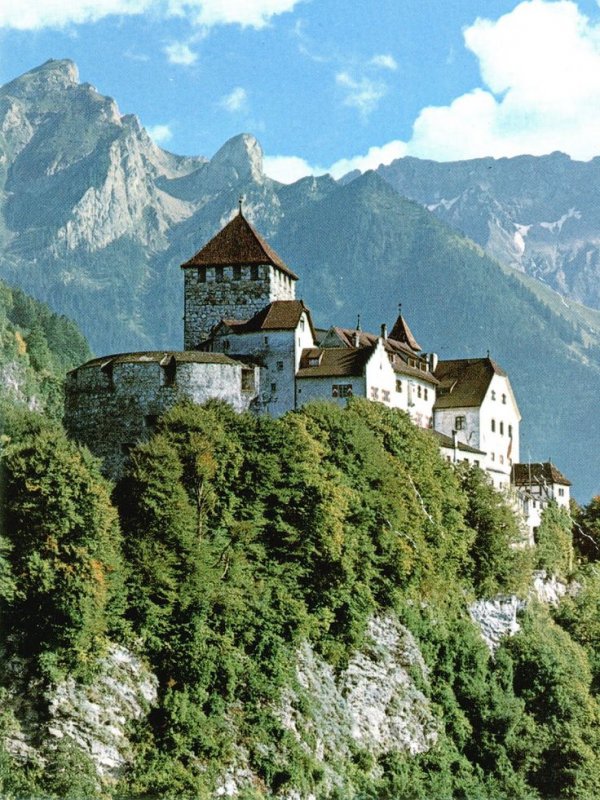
[370, 53, 398, 71]
[263, 155, 325, 183]
[328, 140, 408, 179]
[163, 41, 198, 65]
[336, 71, 387, 118]
[407, 0, 600, 161]
[0, 0, 303, 30]
[220, 86, 248, 112]
[263, 141, 409, 184]
[146, 123, 173, 144]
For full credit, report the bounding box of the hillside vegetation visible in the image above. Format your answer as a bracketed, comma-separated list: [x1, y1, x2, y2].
[1, 400, 600, 799]
[0, 278, 90, 419]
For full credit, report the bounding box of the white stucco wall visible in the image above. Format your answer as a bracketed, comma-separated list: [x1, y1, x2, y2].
[296, 376, 367, 408]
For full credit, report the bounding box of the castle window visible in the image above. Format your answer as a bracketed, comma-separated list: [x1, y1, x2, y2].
[223, 339, 230, 351]
[251, 265, 260, 280]
[455, 415, 465, 430]
[215, 266, 224, 282]
[370, 386, 379, 400]
[382, 389, 390, 403]
[500, 421, 504, 435]
[499, 454, 504, 464]
[491, 390, 496, 400]
[396, 379, 402, 392]
[558, 487, 565, 497]
[241, 368, 255, 393]
[417, 385, 422, 398]
[198, 267, 206, 283]
[233, 265, 242, 281]
[276, 361, 284, 371]
[264, 336, 269, 346]
[332, 384, 353, 398]
[474, 460, 480, 467]
[424, 388, 428, 401]
[491, 419, 496, 432]
[299, 318, 305, 332]
[502, 393, 507, 404]
[508, 424, 513, 438]
[271, 382, 277, 394]
[308, 356, 320, 367]
[491, 452, 495, 461]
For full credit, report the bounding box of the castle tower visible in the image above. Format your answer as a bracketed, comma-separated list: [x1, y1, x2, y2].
[181, 205, 298, 349]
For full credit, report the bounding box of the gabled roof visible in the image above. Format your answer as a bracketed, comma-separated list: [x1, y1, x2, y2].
[181, 210, 298, 280]
[512, 462, 571, 487]
[433, 357, 508, 409]
[214, 300, 315, 337]
[389, 313, 421, 352]
[296, 346, 373, 378]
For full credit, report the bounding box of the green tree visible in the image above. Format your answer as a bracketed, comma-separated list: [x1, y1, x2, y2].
[1, 416, 124, 677]
[535, 503, 573, 578]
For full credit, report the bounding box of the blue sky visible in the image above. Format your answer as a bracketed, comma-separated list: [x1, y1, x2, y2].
[2, 0, 600, 181]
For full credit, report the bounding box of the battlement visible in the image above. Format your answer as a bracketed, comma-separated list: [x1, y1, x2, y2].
[65, 351, 259, 478]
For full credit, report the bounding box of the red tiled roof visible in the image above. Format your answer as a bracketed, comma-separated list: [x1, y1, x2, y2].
[181, 211, 298, 279]
[297, 346, 373, 377]
[216, 300, 315, 336]
[512, 462, 571, 487]
[433, 358, 507, 409]
[389, 313, 421, 352]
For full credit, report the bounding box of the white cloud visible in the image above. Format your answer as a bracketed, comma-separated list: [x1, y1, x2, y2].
[336, 71, 387, 118]
[0, 0, 148, 29]
[164, 41, 198, 66]
[263, 141, 408, 184]
[220, 86, 248, 112]
[327, 140, 408, 179]
[0, 0, 302, 30]
[172, 0, 303, 28]
[370, 53, 398, 71]
[406, 0, 600, 161]
[263, 155, 325, 183]
[146, 123, 173, 144]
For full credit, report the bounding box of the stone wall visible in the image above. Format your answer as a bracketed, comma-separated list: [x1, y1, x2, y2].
[183, 264, 295, 348]
[65, 353, 259, 479]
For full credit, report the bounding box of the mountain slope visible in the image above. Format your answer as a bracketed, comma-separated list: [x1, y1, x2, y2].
[376, 152, 600, 311]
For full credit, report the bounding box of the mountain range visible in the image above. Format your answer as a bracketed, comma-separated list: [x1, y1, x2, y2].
[0, 59, 599, 500]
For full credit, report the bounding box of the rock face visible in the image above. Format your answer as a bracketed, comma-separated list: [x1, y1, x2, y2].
[3, 644, 158, 780]
[214, 615, 439, 797]
[377, 153, 600, 311]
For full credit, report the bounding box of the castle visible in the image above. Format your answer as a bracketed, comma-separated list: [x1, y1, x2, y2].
[65, 205, 571, 532]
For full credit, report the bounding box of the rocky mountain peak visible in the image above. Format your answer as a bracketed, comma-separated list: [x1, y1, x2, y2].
[0, 59, 79, 99]
[209, 133, 265, 184]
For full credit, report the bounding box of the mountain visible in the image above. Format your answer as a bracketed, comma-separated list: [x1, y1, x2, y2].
[376, 153, 600, 311]
[0, 60, 599, 498]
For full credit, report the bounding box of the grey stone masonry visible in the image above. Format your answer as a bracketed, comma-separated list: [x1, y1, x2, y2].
[64, 352, 260, 479]
[184, 264, 295, 349]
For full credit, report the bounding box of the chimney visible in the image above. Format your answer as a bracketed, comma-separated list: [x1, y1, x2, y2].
[452, 429, 459, 463]
[353, 330, 361, 348]
[381, 323, 387, 340]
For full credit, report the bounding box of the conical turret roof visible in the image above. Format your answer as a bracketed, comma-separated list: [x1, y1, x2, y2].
[181, 209, 298, 279]
[389, 312, 421, 352]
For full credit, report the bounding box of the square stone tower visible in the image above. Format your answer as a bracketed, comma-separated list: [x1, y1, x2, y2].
[181, 206, 298, 349]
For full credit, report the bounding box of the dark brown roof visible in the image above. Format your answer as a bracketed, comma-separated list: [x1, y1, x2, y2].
[215, 300, 314, 336]
[512, 462, 571, 487]
[389, 313, 421, 352]
[429, 430, 486, 455]
[393, 359, 439, 385]
[181, 211, 298, 279]
[72, 351, 241, 372]
[433, 358, 508, 409]
[296, 346, 373, 378]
